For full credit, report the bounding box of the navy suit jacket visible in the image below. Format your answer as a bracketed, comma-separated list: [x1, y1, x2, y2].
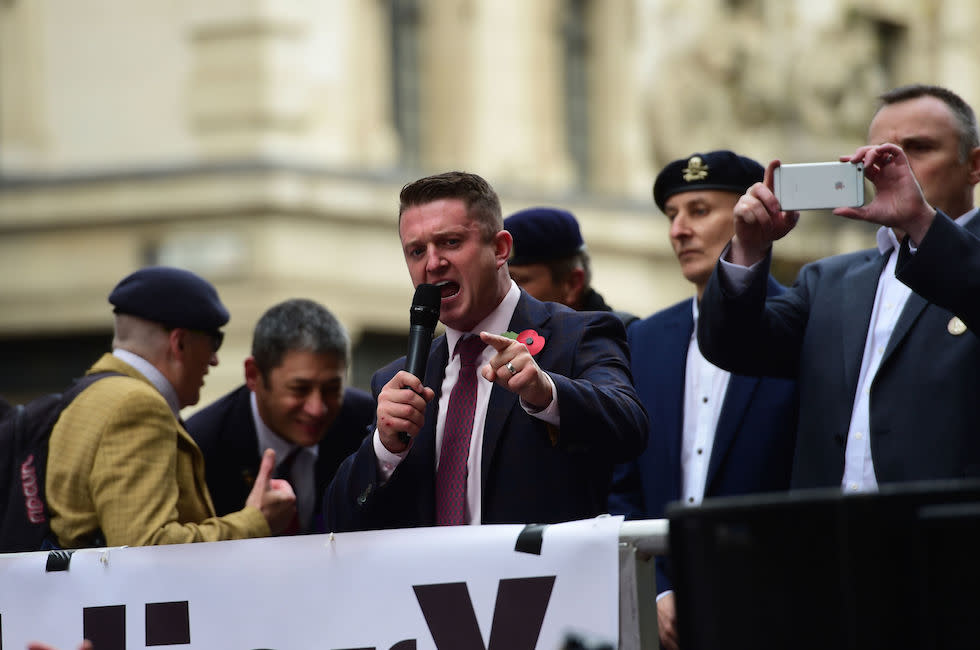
[187, 384, 375, 533]
[698, 212, 980, 488]
[324, 291, 649, 531]
[608, 280, 797, 594]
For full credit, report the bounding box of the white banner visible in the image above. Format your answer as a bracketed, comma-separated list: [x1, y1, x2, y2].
[0, 516, 622, 650]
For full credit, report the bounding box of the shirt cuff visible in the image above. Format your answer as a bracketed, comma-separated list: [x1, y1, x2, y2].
[373, 428, 409, 482]
[719, 242, 765, 293]
[520, 372, 560, 426]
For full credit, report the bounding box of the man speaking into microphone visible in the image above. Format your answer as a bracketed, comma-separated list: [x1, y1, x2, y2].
[324, 171, 648, 531]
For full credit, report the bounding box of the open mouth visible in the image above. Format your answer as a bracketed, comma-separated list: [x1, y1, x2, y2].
[436, 280, 460, 300]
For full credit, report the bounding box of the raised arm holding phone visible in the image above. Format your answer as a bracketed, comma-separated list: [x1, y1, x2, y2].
[698, 83, 980, 491]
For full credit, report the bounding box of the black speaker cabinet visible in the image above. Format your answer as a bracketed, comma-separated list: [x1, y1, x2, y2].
[668, 480, 980, 650]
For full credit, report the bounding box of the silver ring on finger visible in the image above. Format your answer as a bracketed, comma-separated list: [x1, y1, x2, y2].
[505, 361, 518, 375]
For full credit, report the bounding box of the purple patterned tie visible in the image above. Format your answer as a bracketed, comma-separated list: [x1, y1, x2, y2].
[435, 335, 486, 525]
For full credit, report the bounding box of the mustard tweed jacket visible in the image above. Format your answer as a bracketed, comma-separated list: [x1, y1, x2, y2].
[46, 353, 269, 547]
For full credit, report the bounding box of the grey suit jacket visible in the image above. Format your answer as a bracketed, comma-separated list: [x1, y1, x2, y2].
[698, 212, 980, 488]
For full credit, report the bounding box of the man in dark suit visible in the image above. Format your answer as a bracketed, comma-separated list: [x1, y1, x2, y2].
[608, 151, 798, 650]
[188, 299, 374, 534]
[325, 171, 648, 531]
[698, 84, 980, 491]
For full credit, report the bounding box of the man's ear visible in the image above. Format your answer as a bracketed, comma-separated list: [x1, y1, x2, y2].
[494, 229, 513, 268]
[168, 328, 186, 358]
[562, 268, 587, 309]
[968, 146, 980, 187]
[244, 357, 261, 391]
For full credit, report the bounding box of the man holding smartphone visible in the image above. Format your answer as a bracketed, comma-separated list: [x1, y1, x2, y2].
[698, 84, 980, 491]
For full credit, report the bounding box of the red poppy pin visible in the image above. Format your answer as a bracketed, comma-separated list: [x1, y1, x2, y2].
[506, 328, 545, 355]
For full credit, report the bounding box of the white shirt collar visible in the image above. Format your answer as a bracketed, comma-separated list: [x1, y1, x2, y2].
[444, 280, 521, 356]
[112, 348, 182, 417]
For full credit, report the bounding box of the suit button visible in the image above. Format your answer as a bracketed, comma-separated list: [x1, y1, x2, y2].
[357, 483, 374, 505]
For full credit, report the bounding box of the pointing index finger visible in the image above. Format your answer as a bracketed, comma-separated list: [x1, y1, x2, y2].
[479, 331, 517, 352]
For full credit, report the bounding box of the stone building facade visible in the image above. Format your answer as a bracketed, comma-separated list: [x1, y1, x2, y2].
[1, 0, 978, 403]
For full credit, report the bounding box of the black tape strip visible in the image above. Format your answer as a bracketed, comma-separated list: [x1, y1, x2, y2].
[45, 550, 73, 572]
[514, 523, 548, 555]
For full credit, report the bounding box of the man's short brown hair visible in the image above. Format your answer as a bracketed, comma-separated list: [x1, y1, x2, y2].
[398, 171, 502, 242]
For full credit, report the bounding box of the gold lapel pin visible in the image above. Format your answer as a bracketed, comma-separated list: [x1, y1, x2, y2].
[948, 316, 968, 336]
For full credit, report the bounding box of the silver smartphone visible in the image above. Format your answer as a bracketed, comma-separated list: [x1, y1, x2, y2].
[773, 162, 865, 210]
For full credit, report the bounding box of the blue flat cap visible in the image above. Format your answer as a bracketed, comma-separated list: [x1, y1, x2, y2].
[109, 266, 229, 331]
[505, 207, 586, 266]
[653, 150, 764, 211]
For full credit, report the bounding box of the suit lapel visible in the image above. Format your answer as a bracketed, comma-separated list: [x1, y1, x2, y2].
[177, 420, 217, 515]
[841, 251, 890, 395]
[707, 374, 758, 492]
[480, 295, 549, 485]
[658, 303, 692, 501]
[882, 290, 927, 362]
[883, 216, 980, 362]
[229, 388, 262, 490]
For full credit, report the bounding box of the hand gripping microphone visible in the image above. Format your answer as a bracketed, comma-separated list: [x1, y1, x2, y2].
[398, 283, 441, 444]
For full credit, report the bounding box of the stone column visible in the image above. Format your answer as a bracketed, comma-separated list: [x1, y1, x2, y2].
[186, 0, 396, 165]
[587, 1, 654, 197]
[0, 0, 50, 172]
[419, 0, 574, 189]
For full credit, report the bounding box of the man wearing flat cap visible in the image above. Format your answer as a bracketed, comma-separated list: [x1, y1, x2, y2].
[505, 207, 636, 325]
[607, 150, 798, 650]
[45, 266, 296, 548]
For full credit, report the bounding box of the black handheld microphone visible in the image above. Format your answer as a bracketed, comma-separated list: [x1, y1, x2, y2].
[398, 283, 441, 444]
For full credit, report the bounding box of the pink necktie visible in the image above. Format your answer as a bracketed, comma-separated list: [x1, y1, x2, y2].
[435, 335, 486, 525]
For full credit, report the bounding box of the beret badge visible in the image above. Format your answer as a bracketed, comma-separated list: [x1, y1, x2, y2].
[683, 156, 709, 182]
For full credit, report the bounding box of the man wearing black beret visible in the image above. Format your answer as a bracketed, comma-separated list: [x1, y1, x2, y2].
[45, 266, 297, 548]
[608, 150, 798, 650]
[504, 207, 636, 325]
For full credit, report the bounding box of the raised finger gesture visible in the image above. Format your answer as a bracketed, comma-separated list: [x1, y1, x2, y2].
[479, 331, 553, 410]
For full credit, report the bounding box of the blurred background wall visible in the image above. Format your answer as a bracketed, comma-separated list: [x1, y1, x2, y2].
[1, 0, 979, 407]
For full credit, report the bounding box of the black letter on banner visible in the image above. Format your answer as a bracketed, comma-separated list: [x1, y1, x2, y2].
[146, 600, 191, 645]
[83, 604, 126, 650]
[390, 641, 418, 649]
[413, 576, 556, 650]
[486, 576, 556, 650]
[413, 582, 485, 649]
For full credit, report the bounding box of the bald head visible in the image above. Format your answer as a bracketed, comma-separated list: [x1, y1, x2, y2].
[112, 314, 170, 362]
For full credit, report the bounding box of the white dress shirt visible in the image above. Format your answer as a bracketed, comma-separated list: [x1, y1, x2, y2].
[373, 280, 559, 524]
[680, 298, 732, 506]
